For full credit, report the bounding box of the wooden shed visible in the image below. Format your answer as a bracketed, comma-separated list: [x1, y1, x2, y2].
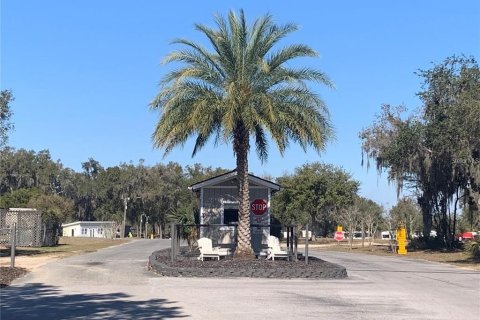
[189, 170, 280, 255]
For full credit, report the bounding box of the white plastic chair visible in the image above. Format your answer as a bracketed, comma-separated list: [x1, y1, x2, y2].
[197, 238, 230, 261]
[266, 235, 289, 261]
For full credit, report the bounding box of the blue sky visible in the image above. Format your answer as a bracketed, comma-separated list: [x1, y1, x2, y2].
[1, 1, 479, 209]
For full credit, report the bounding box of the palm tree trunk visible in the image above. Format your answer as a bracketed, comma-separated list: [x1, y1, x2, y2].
[234, 123, 254, 257]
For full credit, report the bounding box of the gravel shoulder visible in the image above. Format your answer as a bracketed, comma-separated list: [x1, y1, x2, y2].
[0, 253, 61, 270]
[0, 255, 60, 287]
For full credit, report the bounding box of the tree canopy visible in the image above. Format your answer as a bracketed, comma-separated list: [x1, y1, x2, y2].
[272, 162, 359, 236]
[0, 90, 14, 148]
[360, 55, 480, 248]
[389, 197, 422, 239]
[0, 147, 227, 237]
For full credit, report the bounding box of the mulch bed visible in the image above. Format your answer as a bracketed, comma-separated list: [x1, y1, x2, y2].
[0, 267, 28, 287]
[149, 248, 347, 279]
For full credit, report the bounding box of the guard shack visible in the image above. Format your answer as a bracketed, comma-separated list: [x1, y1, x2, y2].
[189, 170, 280, 255]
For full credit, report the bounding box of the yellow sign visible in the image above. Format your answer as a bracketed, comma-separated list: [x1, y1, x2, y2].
[337, 226, 343, 232]
[396, 227, 407, 255]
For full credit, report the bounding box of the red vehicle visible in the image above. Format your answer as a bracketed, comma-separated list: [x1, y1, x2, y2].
[455, 232, 478, 242]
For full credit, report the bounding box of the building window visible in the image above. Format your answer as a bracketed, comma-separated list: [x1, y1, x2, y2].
[81, 228, 87, 235]
[224, 209, 239, 225]
[98, 228, 103, 234]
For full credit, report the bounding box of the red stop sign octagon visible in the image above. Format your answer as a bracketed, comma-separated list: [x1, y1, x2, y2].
[334, 231, 345, 241]
[251, 199, 268, 215]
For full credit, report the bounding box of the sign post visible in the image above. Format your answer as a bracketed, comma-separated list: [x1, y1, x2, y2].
[305, 223, 309, 265]
[251, 199, 268, 236]
[10, 223, 16, 268]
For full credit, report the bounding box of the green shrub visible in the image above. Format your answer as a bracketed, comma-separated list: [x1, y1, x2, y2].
[464, 239, 480, 260]
[408, 236, 445, 250]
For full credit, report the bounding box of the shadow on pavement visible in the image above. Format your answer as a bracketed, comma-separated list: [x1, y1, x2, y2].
[0, 283, 188, 319]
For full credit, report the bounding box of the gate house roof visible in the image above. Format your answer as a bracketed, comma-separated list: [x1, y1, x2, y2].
[189, 170, 280, 191]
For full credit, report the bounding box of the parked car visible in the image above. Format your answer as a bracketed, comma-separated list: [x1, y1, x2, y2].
[455, 231, 478, 242]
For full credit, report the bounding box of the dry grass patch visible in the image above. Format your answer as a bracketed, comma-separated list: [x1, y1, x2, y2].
[0, 237, 131, 286]
[0, 237, 130, 259]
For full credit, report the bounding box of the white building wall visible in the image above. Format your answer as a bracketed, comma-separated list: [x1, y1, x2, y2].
[62, 222, 115, 238]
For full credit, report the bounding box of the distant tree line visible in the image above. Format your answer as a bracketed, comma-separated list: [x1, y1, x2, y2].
[271, 162, 422, 245]
[0, 146, 397, 240]
[3, 146, 458, 243]
[0, 147, 228, 237]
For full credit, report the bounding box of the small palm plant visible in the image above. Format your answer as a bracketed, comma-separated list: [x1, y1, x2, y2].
[168, 206, 198, 251]
[465, 238, 480, 260]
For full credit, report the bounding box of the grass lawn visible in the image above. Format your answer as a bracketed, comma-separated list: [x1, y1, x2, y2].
[0, 236, 131, 259]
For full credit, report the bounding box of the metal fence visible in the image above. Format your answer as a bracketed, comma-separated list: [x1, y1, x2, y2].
[0, 209, 13, 247]
[170, 223, 299, 262]
[0, 227, 12, 247]
[0, 224, 17, 268]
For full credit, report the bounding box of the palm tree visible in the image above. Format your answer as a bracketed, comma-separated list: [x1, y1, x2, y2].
[151, 10, 334, 257]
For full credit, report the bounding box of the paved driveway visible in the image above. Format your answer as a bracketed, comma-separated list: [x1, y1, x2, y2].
[1, 239, 479, 319]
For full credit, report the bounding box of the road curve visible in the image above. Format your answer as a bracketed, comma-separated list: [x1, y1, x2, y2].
[1, 239, 478, 319]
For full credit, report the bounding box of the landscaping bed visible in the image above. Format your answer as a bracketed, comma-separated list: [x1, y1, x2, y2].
[0, 267, 27, 287]
[149, 248, 347, 279]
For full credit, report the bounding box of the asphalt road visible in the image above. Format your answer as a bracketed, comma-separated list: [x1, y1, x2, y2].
[1, 239, 479, 319]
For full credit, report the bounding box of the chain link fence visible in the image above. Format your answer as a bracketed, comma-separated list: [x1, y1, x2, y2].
[0, 227, 12, 247]
[0, 208, 58, 247]
[0, 209, 13, 247]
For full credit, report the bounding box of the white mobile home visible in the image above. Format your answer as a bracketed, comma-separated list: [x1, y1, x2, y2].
[189, 170, 281, 255]
[381, 231, 396, 240]
[62, 221, 116, 238]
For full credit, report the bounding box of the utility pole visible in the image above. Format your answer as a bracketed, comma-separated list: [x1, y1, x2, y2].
[140, 213, 147, 238]
[121, 195, 130, 238]
[144, 215, 150, 239]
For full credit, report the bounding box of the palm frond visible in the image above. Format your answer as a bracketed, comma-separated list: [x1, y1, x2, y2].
[152, 9, 333, 159]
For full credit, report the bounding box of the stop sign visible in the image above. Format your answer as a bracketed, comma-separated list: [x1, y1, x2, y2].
[334, 231, 345, 241]
[251, 199, 268, 215]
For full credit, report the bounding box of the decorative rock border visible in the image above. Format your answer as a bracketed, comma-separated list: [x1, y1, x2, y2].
[149, 248, 347, 279]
